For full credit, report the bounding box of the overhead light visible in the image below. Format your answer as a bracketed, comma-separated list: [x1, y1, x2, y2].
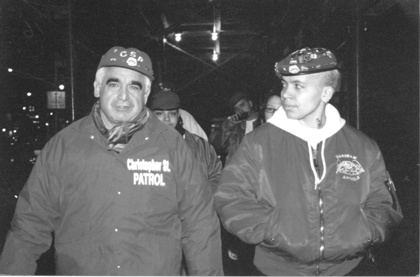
[175, 33, 182, 42]
[27, 92, 32, 96]
[8, 68, 13, 72]
[212, 52, 219, 61]
[59, 84, 65, 90]
[211, 32, 218, 41]
[163, 37, 167, 43]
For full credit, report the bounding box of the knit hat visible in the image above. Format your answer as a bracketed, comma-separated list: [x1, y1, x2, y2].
[148, 90, 180, 110]
[97, 46, 154, 81]
[275, 47, 337, 77]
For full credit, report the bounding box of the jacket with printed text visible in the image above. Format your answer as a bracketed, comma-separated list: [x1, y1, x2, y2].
[215, 104, 403, 276]
[0, 110, 223, 276]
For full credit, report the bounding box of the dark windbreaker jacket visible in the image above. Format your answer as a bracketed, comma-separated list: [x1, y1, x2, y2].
[215, 104, 403, 276]
[183, 130, 222, 193]
[0, 110, 223, 275]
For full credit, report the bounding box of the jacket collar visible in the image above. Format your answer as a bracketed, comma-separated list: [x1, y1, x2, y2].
[267, 104, 345, 148]
[72, 107, 169, 144]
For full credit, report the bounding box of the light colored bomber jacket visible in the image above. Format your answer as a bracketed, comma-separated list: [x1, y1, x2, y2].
[215, 104, 403, 276]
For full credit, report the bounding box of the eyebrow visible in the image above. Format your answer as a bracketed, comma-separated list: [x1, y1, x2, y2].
[106, 78, 120, 84]
[283, 79, 305, 85]
[105, 78, 143, 89]
[131, 81, 143, 89]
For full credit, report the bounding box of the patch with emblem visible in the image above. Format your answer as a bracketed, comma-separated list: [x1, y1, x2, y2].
[336, 154, 365, 181]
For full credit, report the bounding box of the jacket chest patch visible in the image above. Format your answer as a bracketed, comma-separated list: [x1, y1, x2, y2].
[335, 154, 365, 181]
[127, 158, 171, 186]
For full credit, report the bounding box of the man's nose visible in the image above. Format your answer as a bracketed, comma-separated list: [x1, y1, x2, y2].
[118, 87, 128, 101]
[281, 87, 292, 99]
[163, 113, 170, 122]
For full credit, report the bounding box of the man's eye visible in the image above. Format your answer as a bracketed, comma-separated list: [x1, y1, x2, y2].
[295, 84, 302, 89]
[109, 83, 119, 88]
[154, 112, 162, 116]
[129, 85, 140, 91]
[170, 112, 177, 116]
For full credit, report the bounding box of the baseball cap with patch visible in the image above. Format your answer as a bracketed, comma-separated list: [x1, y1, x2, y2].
[275, 47, 337, 77]
[97, 46, 154, 81]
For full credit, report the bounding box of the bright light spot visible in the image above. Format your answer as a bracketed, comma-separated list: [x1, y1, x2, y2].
[50, 112, 53, 115]
[14, 195, 18, 198]
[13, 130, 17, 133]
[35, 115, 39, 118]
[66, 120, 69, 123]
[212, 53, 219, 61]
[163, 37, 167, 43]
[8, 68, 13, 72]
[211, 32, 218, 41]
[2, 128, 5, 132]
[45, 123, 49, 126]
[27, 92, 32, 96]
[175, 33, 182, 42]
[22, 107, 27, 110]
[59, 84, 65, 90]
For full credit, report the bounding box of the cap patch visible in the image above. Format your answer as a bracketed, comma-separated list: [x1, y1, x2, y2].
[275, 47, 338, 77]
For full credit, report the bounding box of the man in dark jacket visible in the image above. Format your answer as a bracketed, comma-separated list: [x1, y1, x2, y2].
[215, 47, 403, 275]
[0, 46, 223, 275]
[221, 91, 263, 166]
[148, 88, 222, 193]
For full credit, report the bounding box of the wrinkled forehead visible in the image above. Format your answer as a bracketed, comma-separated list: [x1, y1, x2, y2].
[267, 95, 281, 106]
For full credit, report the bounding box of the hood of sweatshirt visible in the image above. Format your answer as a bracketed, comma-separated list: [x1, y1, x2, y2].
[267, 103, 346, 149]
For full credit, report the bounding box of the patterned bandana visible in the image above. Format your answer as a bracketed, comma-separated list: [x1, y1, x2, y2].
[92, 101, 149, 153]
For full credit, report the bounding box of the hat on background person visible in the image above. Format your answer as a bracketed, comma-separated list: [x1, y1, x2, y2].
[148, 90, 180, 110]
[275, 47, 337, 77]
[97, 46, 154, 81]
[228, 91, 248, 111]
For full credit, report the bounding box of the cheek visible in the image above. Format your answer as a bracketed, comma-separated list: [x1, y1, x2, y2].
[171, 117, 178, 125]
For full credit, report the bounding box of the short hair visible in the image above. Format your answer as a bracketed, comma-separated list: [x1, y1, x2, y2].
[322, 69, 341, 92]
[95, 67, 152, 93]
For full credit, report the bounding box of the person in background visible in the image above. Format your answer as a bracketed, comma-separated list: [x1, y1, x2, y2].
[217, 91, 263, 275]
[221, 91, 263, 165]
[215, 47, 403, 276]
[263, 93, 281, 122]
[148, 89, 222, 193]
[0, 46, 223, 276]
[155, 81, 208, 141]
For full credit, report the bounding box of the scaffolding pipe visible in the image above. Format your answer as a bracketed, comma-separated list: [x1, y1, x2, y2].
[68, 0, 75, 122]
[355, 0, 360, 129]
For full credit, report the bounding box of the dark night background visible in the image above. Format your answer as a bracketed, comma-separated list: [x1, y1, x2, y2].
[0, 0, 418, 275]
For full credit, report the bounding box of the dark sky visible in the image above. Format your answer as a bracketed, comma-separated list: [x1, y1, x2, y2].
[0, 0, 418, 146]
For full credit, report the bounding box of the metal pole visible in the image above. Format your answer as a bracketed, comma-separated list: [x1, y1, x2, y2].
[68, 0, 75, 122]
[355, 0, 360, 129]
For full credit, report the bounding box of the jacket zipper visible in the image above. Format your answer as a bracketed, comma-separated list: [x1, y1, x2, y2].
[312, 144, 325, 276]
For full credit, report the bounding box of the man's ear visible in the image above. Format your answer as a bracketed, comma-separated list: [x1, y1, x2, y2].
[322, 86, 334, 103]
[93, 81, 101, 98]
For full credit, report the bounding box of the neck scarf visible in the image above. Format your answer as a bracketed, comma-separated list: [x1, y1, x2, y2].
[92, 101, 149, 153]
